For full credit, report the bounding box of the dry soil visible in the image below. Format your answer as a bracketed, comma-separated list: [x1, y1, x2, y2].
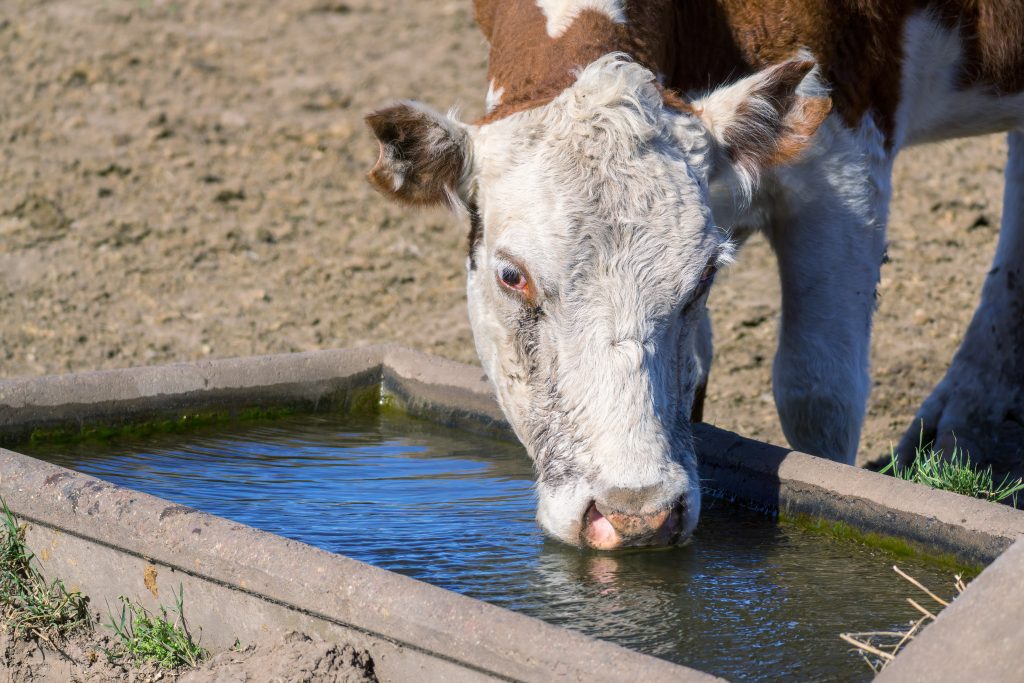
[0, 629, 377, 682]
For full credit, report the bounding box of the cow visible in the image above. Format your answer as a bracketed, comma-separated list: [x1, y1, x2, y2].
[365, 1, 1024, 549]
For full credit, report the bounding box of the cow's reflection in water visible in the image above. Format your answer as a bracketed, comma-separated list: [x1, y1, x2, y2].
[522, 500, 949, 679]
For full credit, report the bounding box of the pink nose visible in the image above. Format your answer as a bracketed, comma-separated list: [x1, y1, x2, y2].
[582, 501, 683, 550]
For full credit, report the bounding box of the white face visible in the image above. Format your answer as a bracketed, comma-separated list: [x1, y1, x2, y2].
[366, 53, 827, 549]
[464, 59, 732, 547]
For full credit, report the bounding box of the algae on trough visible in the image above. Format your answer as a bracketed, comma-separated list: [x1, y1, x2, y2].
[18, 384, 387, 449]
[779, 511, 983, 579]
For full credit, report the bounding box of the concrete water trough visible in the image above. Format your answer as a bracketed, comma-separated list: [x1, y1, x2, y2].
[0, 345, 1022, 681]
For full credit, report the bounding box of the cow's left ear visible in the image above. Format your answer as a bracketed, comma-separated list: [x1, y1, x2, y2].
[366, 101, 470, 207]
[692, 58, 831, 189]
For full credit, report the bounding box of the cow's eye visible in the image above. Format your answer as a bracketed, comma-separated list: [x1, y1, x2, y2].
[700, 263, 716, 282]
[499, 264, 528, 292]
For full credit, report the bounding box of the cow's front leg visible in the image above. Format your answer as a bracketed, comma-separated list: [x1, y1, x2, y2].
[767, 132, 893, 464]
[896, 131, 1024, 468]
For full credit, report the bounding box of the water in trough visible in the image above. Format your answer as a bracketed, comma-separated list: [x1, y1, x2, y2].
[26, 411, 958, 680]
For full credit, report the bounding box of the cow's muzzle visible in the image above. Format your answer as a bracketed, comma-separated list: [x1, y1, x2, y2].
[581, 498, 686, 550]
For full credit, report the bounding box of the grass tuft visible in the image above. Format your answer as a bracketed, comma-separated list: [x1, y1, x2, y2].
[881, 428, 1024, 507]
[0, 500, 91, 642]
[105, 586, 207, 669]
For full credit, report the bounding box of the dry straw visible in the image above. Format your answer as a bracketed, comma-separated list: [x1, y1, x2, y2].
[840, 565, 967, 673]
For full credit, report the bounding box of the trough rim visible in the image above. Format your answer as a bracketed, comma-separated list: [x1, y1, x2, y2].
[2, 343, 1021, 562]
[0, 345, 1022, 681]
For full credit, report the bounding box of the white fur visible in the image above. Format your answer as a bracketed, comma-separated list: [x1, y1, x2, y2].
[485, 79, 504, 114]
[760, 12, 1024, 463]
[884, 14, 1024, 460]
[534, 0, 626, 38]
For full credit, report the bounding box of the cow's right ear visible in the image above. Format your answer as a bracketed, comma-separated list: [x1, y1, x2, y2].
[365, 102, 470, 207]
[691, 59, 830, 196]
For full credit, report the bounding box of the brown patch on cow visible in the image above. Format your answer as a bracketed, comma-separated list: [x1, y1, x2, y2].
[667, 1, 1023, 145]
[474, 1, 675, 124]
[473, 0, 497, 42]
[365, 104, 465, 207]
[664, 1, 907, 143]
[930, 0, 1024, 95]
[475, 1, 1022, 144]
[476, 95, 562, 125]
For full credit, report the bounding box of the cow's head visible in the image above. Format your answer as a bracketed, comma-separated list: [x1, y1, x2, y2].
[366, 55, 829, 549]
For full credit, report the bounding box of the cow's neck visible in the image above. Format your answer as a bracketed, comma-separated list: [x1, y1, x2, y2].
[475, 0, 1024, 147]
[474, 0, 675, 124]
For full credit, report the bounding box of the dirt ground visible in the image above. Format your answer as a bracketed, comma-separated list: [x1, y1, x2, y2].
[0, 0, 1011, 467]
[0, 629, 377, 682]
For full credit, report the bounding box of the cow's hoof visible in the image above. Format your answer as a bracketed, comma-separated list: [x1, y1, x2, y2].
[895, 364, 1024, 482]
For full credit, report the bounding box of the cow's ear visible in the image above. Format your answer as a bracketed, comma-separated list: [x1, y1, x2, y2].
[365, 101, 470, 207]
[693, 59, 831, 191]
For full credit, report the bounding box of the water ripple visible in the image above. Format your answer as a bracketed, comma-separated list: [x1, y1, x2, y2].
[28, 412, 953, 681]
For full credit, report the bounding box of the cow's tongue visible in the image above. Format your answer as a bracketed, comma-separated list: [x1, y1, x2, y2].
[583, 504, 619, 550]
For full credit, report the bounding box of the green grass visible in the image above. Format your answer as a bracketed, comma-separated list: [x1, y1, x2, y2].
[105, 587, 207, 669]
[0, 501, 91, 642]
[0, 501, 208, 669]
[881, 430, 1024, 507]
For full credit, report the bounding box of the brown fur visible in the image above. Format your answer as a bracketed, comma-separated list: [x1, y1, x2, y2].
[774, 96, 834, 163]
[667, 1, 908, 141]
[474, 0, 1024, 144]
[475, 2, 674, 124]
[933, 0, 1024, 94]
[668, 0, 1024, 143]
